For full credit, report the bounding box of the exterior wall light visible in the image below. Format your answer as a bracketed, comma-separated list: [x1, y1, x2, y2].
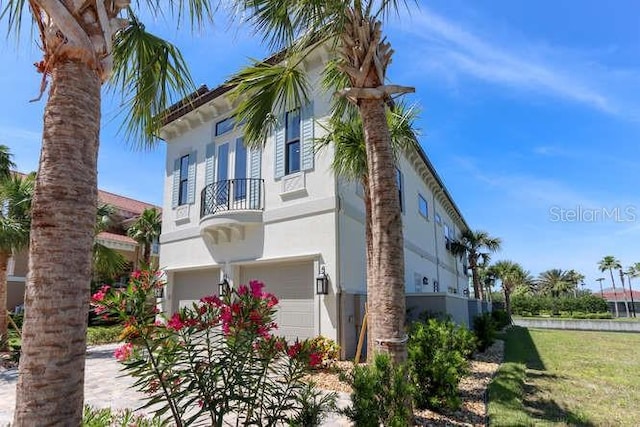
[218, 276, 231, 297]
[316, 265, 329, 295]
[154, 285, 165, 299]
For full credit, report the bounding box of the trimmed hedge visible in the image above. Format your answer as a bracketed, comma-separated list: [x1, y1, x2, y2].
[511, 295, 608, 316]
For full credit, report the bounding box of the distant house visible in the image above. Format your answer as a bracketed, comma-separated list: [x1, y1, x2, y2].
[601, 288, 640, 317]
[6, 189, 160, 312]
[157, 47, 481, 358]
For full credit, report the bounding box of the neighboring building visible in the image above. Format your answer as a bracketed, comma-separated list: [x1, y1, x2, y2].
[158, 49, 475, 358]
[6, 189, 160, 312]
[601, 288, 640, 317]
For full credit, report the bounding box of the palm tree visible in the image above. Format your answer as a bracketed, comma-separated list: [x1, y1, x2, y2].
[230, 0, 415, 362]
[449, 230, 502, 300]
[617, 267, 631, 317]
[0, 145, 15, 180]
[0, 173, 34, 350]
[565, 269, 585, 298]
[93, 204, 128, 281]
[626, 263, 640, 317]
[598, 256, 622, 317]
[127, 207, 162, 268]
[490, 260, 531, 319]
[537, 269, 572, 298]
[3, 2, 215, 424]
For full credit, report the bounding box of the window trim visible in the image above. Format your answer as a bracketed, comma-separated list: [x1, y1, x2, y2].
[215, 116, 235, 136]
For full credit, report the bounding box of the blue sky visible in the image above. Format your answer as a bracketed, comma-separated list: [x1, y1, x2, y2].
[1, 1, 638, 291]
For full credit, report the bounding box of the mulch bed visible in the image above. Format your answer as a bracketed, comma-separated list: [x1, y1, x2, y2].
[308, 339, 504, 426]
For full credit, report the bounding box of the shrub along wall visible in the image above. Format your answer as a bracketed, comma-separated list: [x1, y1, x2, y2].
[511, 295, 608, 317]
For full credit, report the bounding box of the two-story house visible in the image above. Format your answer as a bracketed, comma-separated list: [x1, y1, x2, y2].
[158, 50, 478, 358]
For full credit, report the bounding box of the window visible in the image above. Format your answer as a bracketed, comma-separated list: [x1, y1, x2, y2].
[396, 168, 404, 212]
[285, 109, 301, 175]
[234, 138, 247, 200]
[443, 223, 450, 238]
[435, 213, 441, 224]
[215, 117, 234, 136]
[178, 154, 190, 205]
[418, 194, 428, 219]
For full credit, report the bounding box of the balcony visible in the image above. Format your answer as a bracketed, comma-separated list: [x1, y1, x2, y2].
[199, 178, 264, 243]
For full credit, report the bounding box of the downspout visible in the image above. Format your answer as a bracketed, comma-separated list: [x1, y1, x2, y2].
[334, 173, 344, 359]
[431, 190, 440, 290]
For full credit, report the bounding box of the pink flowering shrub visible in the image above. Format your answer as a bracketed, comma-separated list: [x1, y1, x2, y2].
[91, 270, 334, 426]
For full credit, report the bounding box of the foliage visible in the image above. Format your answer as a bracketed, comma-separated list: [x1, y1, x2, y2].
[86, 325, 124, 346]
[473, 313, 497, 352]
[340, 354, 414, 427]
[407, 319, 476, 410]
[491, 309, 511, 329]
[9, 313, 23, 330]
[127, 207, 162, 266]
[304, 335, 341, 369]
[511, 294, 609, 316]
[289, 382, 338, 427]
[83, 405, 165, 427]
[92, 269, 331, 426]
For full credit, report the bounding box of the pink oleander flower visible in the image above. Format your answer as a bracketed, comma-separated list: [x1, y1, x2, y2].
[250, 280, 265, 298]
[249, 310, 263, 324]
[114, 342, 134, 362]
[266, 294, 278, 308]
[131, 270, 142, 279]
[237, 285, 248, 296]
[200, 295, 222, 307]
[309, 352, 323, 368]
[167, 313, 185, 331]
[287, 342, 302, 358]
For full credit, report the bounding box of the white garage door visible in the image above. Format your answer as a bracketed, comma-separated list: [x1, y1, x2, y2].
[173, 268, 220, 313]
[240, 262, 314, 342]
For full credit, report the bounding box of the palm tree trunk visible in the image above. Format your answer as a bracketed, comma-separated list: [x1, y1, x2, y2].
[0, 251, 9, 351]
[470, 257, 483, 300]
[14, 60, 100, 425]
[359, 99, 406, 364]
[362, 175, 377, 360]
[609, 268, 619, 318]
[504, 287, 512, 320]
[143, 243, 151, 267]
[619, 270, 630, 317]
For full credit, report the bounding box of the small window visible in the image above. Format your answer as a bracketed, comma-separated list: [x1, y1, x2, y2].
[443, 223, 450, 239]
[178, 154, 190, 205]
[215, 117, 235, 136]
[418, 194, 428, 219]
[396, 168, 404, 212]
[435, 213, 441, 224]
[285, 109, 301, 175]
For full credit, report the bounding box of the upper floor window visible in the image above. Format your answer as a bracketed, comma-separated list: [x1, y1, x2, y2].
[178, 154, 190, 205]
[418, 194, 428, 219]
[443, 223, 450, 239]
[285, 109, 301, 175]
[396, 168, 404, 212]
[435, 213, 441, 224]
[215, 117, 235, 136]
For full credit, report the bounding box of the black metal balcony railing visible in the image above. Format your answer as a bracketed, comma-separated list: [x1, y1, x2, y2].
[200, 178, 264, 217]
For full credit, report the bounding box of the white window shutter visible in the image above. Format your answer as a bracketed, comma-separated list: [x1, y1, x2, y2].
[274, 114, 285, 179]
[301, 101, 315, 171]
[171, 158, 180, 208]
[187, 150, 197, 204]
[250, 147, 262, 209]
[205, 143, 215, 186]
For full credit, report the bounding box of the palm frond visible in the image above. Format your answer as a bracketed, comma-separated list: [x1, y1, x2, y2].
[110, 10, 196, 148]
[93, 242, 129, 280]
[228, 57, 310, 147]
[0, 0, 30, 37]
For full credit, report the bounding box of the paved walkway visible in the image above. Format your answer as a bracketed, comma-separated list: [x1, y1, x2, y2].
[0, 344, 351, 426]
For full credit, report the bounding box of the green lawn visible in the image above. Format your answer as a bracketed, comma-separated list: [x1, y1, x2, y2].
[488, 327, 640, 426]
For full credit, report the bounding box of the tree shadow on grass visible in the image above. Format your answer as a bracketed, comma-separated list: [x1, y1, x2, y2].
[490, 327, 595, 426]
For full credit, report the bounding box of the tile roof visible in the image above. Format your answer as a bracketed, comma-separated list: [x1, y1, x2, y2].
[97, 190, 160, 216]
[96, 231, 137, 245]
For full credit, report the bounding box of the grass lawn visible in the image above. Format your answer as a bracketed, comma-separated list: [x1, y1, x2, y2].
[488, 327, 640, 426]
[6, 325, 123, 348]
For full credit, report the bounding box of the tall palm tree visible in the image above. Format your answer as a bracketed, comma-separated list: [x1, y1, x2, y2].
[490, 260, 532, 319]
[93, 204, 128, 280]
[617, 267, 631, 317]
[598, 256, 622, 317]
[0, 145, 15, 180]
[2, 2, 215, 424]
[565, 269, 585, 298]
[0, 173, 34, 350]
[127, 207, 162, 268]
[230, 0, 415, 362]
[449, 230, 502, 300]
[627, 263, 640, 317]
[537, 269, 571, 298]
[316, 103, 417, 359]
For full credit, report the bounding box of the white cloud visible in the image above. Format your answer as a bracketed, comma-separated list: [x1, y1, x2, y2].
[392, 7, 639, 117]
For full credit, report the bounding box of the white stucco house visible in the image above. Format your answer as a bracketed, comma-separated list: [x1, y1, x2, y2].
[158, 50, 476, 358]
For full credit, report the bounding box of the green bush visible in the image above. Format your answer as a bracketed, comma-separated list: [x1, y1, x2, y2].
[512, 295, 609, 316]
[8, 313, 23, 330]
[83, 405, 164, 426]
[340, 354, 414, 427]
[473, 313, 497, 352]
[86, 325, 123, 346]
[491, 309, 510, 329]
[290, 383, 337, 427]
[408, 319, 476, 410]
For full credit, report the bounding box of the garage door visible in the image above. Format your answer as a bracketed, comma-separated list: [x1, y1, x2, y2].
[240, 262, 314, 342]
[173, 268, 220, 313]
